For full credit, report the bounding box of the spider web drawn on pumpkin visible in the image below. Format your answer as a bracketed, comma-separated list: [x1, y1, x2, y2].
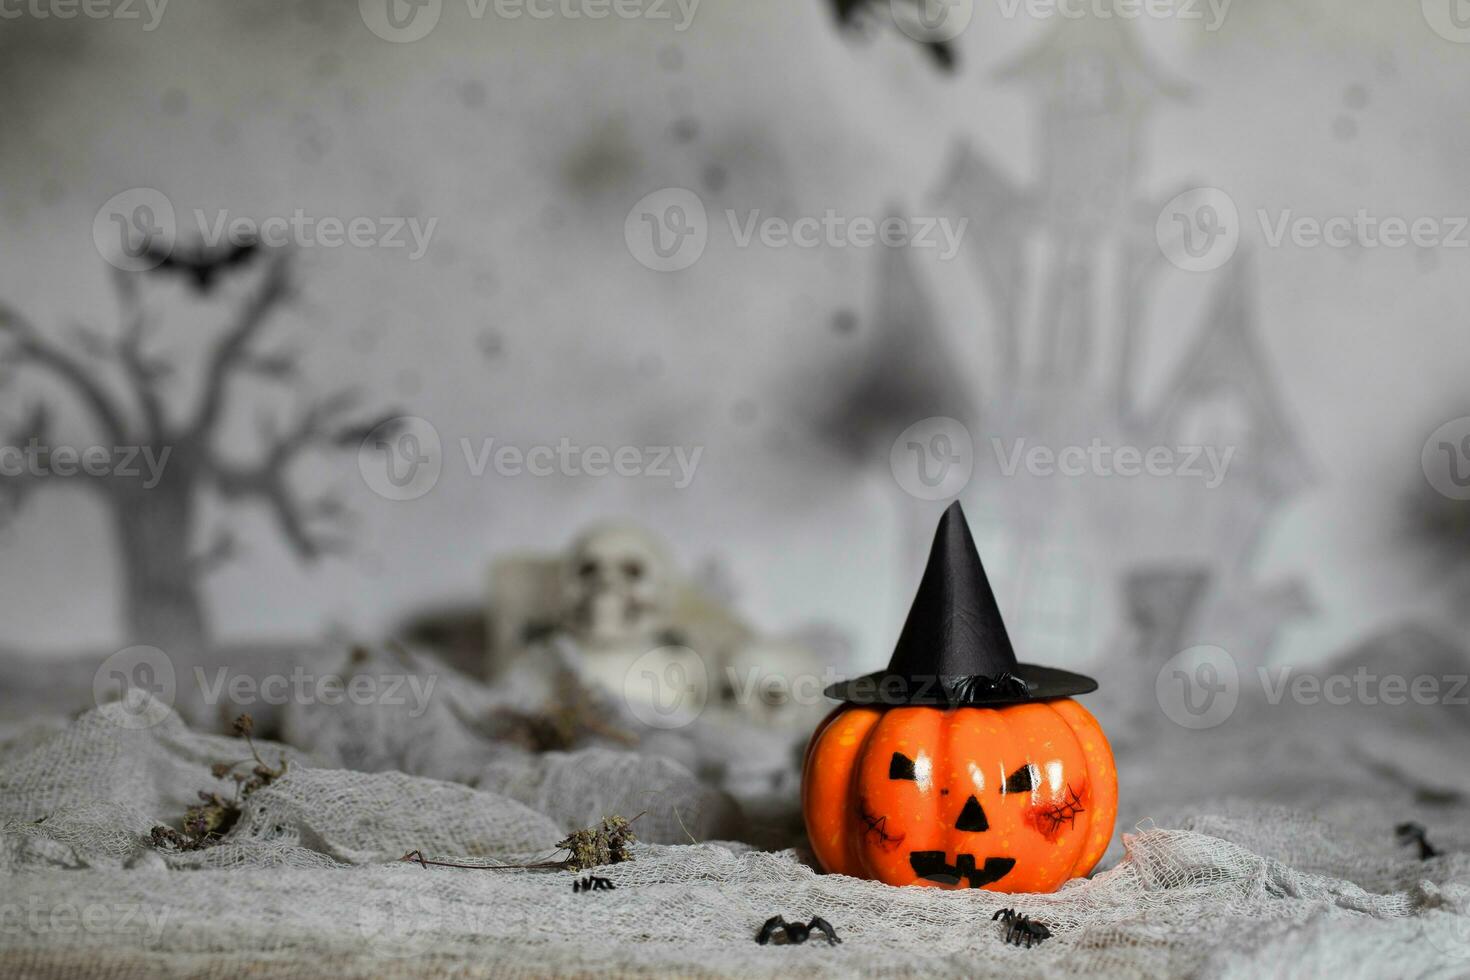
[1028, 784, 1086, 841]
[856, 798, 905, 852]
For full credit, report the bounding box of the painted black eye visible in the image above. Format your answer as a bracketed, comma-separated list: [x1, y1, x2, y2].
[1005, 764, 1035, 794]
[889, 752, 917, 780]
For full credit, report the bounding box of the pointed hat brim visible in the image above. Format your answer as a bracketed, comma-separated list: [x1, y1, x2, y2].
[823, 664, 1098, 706]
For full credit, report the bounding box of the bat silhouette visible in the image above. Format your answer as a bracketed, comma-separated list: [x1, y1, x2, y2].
[145, 239, 261, 293]
[827, 0, 957, 72]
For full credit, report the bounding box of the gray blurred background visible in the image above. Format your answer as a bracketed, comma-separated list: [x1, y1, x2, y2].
[1, 0, 1468, 718]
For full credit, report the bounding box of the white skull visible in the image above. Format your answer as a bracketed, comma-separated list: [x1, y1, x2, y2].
[561, 524, 673, 648]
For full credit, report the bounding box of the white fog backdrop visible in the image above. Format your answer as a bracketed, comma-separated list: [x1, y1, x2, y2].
[1, 0, 1467, 673]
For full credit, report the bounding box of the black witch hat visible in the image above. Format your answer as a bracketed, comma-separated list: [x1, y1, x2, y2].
[825, 501, 1098, 707]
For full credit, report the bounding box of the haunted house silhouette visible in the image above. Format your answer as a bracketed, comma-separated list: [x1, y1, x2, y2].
[883, 16, 1314, 714]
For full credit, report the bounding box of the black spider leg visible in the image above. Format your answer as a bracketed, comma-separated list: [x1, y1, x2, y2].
[993, 908, 1017, 946]
[807, 917, 842, 945]
[756, 916, 789, 945]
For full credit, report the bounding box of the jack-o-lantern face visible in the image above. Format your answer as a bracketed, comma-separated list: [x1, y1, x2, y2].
[802, 700, 1116, 892]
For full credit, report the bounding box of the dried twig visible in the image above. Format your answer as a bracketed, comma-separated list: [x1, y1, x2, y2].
[400, 812, 644, 874]
[150, 714, 287, 852]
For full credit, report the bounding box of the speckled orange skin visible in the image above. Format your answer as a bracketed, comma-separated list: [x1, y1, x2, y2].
[802, 700, 1116, 893]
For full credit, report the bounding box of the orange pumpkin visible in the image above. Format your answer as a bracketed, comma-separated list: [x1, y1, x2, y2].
[802, 699, 1116, 892]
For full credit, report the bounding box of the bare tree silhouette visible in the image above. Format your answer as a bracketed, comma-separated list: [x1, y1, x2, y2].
[0, 249, 395, 662]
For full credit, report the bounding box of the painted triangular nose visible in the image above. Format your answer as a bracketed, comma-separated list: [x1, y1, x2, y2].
[956, 795, 988, 832]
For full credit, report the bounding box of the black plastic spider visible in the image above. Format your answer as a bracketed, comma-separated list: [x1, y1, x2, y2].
[1395, 822, 1441, 860]
[755, 915, 842, 946]
[573, 875, 616, 893]
[993, 908, 1051, 948]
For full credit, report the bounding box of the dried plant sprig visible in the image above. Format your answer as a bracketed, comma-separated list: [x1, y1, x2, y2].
[149, 713, 287, 852]
[400, 812, 644, 874]
[557, 814, 638, 871]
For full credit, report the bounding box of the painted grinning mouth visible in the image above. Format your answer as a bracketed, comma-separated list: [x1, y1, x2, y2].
[909, 851, 1015, 888]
